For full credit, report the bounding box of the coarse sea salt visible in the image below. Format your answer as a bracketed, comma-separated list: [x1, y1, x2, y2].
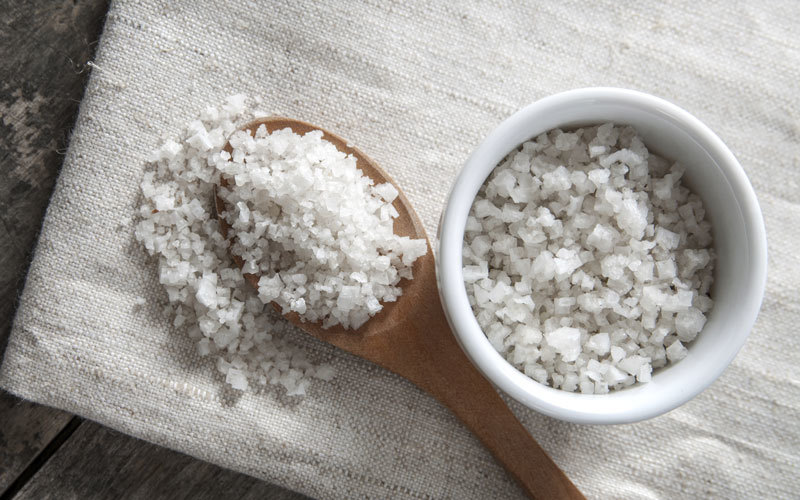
[463, 123, 715, 394]
[217, 125, 427, 330]
[135, 95, 425, 393]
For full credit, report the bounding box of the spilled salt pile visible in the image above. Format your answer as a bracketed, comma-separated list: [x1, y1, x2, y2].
[135, 95, 425, 393]
[462, 123, 715, 394]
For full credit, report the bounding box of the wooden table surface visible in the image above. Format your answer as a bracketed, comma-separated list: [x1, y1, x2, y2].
[0, 2, 307, 498]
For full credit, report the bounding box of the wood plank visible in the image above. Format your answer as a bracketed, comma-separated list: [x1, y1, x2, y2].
[0, 397, 75, 496]
[13, 421, 309, 500]
[0, 0, 109, 494]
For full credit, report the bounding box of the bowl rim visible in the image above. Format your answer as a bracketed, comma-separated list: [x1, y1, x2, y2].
[436, 87, 768, 424]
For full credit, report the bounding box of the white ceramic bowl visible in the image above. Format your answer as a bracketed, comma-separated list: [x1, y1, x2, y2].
[437, 88, 767, 424]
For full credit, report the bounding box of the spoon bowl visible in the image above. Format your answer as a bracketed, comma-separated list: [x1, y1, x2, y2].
[215, 117, 585, 500]
[214, 117, 428, 343]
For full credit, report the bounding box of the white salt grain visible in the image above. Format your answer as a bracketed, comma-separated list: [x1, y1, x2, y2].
[226, 368, 249, 391]
[463, 123, 714, 392]
[544, 327, 581, 363]
[675, 307, 706, 342]
[666, 340, 689, 362]
[586, 332, 610, 355]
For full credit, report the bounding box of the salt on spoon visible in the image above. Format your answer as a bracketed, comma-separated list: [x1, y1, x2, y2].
[215, 117, 585, 500]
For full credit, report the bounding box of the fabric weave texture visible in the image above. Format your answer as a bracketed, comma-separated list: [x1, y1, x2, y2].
[2, 1, 798, 498]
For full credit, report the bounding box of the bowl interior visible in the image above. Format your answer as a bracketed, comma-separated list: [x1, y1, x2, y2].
[437, 89, 767, 424]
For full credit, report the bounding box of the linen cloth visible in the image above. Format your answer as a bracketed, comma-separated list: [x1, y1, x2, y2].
[2, 0, 798, 498]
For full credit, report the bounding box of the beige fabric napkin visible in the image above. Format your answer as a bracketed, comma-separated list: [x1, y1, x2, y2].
[2, 0, 799, 498]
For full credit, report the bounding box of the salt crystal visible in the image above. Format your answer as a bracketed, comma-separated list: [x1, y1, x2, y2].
[462, 123, 715, 393]
[655, 226, 681, 250]
[666, 340, 688, 361]
[463, 265, 488, 282]
[196, 338, 211, 356]
[610, 346, 626, 363]
[545, 327, 582, 362]
[554, 132, 580, 151]
[586, 332, 610, 355]
[554, 296, 576, 315]
[196, 277, 218, 308]
[618, 355, 650, 376]
[588, 146, 607, 158]
[374, 182, 399, 203]
[616, 198, 648, 239]
[225, 368, 249, 391]
[675, 307, 706, 341]
[604, 365, 628, 385]
[586, 223, 616, 253]
[553, 248, 582, 277]
[656, 259, 677, 279]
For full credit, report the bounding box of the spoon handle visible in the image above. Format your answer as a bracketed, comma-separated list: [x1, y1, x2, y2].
[373, 296, 585, 500]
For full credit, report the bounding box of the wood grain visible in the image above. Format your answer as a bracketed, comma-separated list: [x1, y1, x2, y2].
[218, 118, 584, 500]
[13, 421, 309, 500]
[0, 0, 108, 494]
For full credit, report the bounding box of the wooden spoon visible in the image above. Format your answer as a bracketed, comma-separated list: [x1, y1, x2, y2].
[215, 117, 585, 500]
